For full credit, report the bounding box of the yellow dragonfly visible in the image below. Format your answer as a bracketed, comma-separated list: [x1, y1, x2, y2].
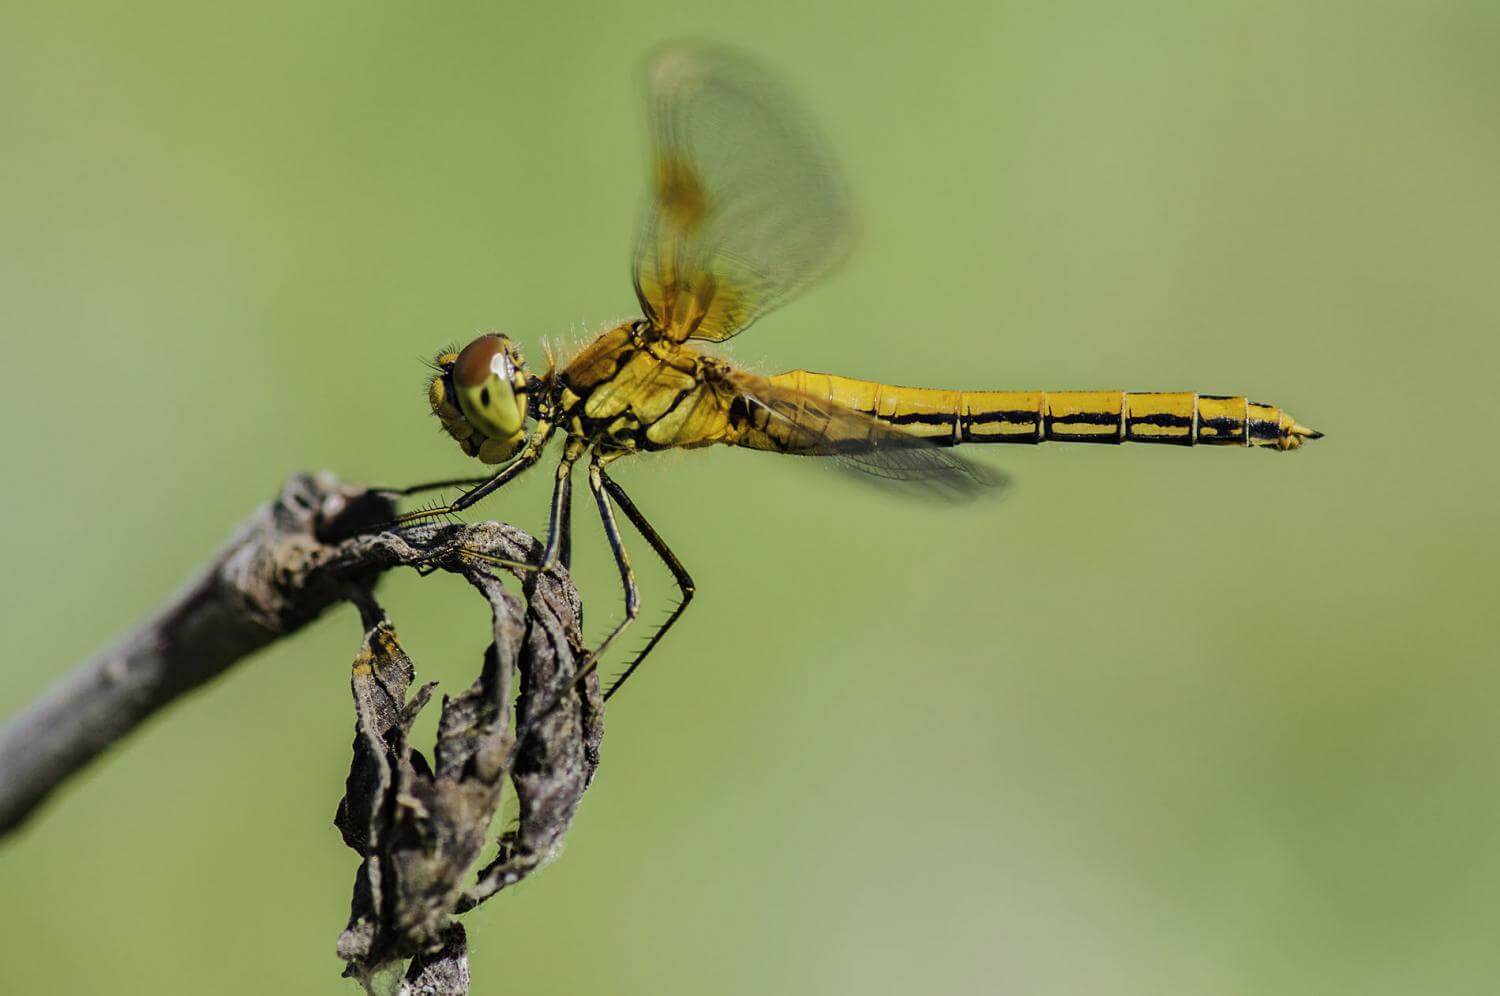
[396, 42, 1321, 704]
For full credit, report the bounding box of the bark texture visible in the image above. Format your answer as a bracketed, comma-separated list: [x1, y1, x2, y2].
[0, 473, 601, 994]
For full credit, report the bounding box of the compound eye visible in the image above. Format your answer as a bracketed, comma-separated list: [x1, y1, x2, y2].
[453, 334, 509, 388]
[453, 334, 526, 443]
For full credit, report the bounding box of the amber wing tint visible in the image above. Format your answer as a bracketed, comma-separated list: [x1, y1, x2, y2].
[727, 369, 999, 497]
[632, 43, 853, 343]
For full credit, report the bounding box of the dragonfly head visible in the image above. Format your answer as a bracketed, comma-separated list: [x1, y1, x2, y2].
[427, 333, 531, 464]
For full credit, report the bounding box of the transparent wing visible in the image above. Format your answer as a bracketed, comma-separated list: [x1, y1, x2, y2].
[728, 370, 1004, 499]
[632, 43, 854, 343]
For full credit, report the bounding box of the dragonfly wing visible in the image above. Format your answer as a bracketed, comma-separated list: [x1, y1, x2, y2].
[729, 371, 1005, 498]
[632, 43, 853, 343]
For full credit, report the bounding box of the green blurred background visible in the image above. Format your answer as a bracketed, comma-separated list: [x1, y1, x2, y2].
[3, 1, 1497, 993]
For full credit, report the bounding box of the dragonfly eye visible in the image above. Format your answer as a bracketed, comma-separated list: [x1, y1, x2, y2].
[450, 333, 529, 460]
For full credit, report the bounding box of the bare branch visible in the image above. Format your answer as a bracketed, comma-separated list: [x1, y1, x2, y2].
[0, 473, 602, 994]
[0, 472, 399, 836]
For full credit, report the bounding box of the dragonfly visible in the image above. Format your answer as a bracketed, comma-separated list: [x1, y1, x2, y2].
[395, 42, 1321, 705]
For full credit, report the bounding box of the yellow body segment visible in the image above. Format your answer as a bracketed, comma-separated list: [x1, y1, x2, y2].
[558, 324, 739, 452]
[768, 371, 1321, 450]
[439, 329, 1320, 463]
[409, 46, 1326, 712]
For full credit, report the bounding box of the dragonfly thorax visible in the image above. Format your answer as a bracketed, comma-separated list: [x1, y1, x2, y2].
[427, 333, 532, 464]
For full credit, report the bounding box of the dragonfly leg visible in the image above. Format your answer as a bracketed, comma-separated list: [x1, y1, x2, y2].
[596, 467, 695, 701]
[535, 447, 578, 570]
[511, 454, 694, 750]
[372, 475, 492, 498]
[511, 451, 632, 748]
[577, 454, 642, 672]
[446, 446, 578, 574]
[392, 420, 555, 528]
[558, 461, 574, 571]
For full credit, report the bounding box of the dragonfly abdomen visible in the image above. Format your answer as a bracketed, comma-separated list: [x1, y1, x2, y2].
[769, 372, 1322, 451]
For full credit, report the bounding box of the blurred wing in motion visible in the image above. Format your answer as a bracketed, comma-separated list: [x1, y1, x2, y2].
[632, 43, 854, 343]
[728, 370, 1004, 499]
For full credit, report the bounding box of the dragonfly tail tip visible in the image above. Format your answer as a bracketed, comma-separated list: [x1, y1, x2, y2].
[1293, 422, 1324, 441]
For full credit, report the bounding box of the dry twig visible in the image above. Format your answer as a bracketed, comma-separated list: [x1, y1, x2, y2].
[0, 472, 602, 993]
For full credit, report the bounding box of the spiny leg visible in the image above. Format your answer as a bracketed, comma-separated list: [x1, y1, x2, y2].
[512, 450, 633, 747]
[579, 453, 642, 671]
[393, 420, 556, 528]
[558, 462, 574, 571]
[516, 450, 639, 747]
[511, 455, 695, 749]
[410, 439, 580, 577]
[456, 446, 578, 573]
[536, 448, 578, 569]
[373, 475, 492, 498]
[393, 453, 530, 526]
[597, 467, 695, 701]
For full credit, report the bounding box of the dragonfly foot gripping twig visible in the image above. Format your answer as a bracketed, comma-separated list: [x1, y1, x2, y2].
[0, 472, 603, 994]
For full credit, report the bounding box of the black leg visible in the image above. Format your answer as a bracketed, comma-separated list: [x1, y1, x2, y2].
[537, 452, 576, 569]
[510, 458, 696, 752]
[597, 468, 694, 701]
[582, 457, 642, 665]
[462, 448, 576, 573]
[512, 453, 637, 749]
[462, 447, 573, 573]
[558, 468, 574, 571]
[396, 427, 575, 577]
[393, 421, 556, 527]
[374, 475, 492, 498]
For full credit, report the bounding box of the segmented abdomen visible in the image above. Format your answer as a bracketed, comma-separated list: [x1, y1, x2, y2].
[768, 371, 1319, 450]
